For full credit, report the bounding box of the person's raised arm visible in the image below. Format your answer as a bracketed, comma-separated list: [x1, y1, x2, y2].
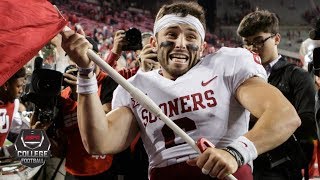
[237, 76, 301, 154]
[60, 30, 139, 155]
[105, 30, 127, 68]
[138, 44, 160, 72]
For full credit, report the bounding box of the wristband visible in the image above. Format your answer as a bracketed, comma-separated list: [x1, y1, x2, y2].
[223, 147, 244, 167]
[77, 74, 98, 94]
[228, 136, 258, 165]
[78, 65, 95, 78]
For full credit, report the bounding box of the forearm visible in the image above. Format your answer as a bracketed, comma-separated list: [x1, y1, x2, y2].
[77, 93, 110, 154]
[78, 95, 138, 154]
[237, 78, 301, 155]
[245, 104, 301, 154]
[105, 51, 120, 68]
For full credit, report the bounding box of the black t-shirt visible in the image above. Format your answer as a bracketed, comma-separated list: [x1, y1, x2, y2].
[100, 76, 119, 104]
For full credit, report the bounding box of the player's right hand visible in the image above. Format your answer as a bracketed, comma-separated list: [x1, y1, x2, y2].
[61, 30, 93, 68]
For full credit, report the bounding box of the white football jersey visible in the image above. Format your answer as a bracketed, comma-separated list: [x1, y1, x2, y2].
[112, 47, 267, 169]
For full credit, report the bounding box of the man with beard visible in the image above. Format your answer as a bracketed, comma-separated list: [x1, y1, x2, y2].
[61, 2, 301, 179]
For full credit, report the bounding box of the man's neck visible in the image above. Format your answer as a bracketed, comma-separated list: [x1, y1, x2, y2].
[160, 69, 178, 80]
[262, 54, 280, 66]
[263, 55, 281, 68]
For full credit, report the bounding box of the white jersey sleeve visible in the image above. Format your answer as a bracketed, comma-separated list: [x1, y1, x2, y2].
[112, 70, 146, 109]
[112, 84, 131, 109]
[218, 47, 267, 94]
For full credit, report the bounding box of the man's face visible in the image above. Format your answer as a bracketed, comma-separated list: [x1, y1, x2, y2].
[6, 77, 25, 102]
[242, 32, 279, 65]
[152, 23, 203, 79]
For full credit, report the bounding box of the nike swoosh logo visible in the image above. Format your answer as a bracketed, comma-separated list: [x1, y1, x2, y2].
[240, 141, 248, 147]
[201, 76, 218, 86]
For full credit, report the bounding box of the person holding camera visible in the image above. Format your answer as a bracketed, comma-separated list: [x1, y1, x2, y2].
[105, 29, 140, 79]
[58, 62, 119, 180]
[104, 29, 152, 180]
[137, 32, 161, 72]
[29, 36, 120, 179]
[31, 66, 118, 180]
[106, 30, 160, 73]
[61, 1, 301, 179]
[238, 9, 317, 180]
[45, 28, 150, 180]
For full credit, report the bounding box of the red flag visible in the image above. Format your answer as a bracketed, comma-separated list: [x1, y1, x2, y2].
[0, 0, 67, 86]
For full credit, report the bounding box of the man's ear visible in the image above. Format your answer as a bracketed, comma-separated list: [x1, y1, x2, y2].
[150, 36, 158, 52]
[201, 41, 207, 53]
[275, 33, 281, 45]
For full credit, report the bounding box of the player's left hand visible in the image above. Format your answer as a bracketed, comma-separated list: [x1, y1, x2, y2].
[186, 147, 238, 179]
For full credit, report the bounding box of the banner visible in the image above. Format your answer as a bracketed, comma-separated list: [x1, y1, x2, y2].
[0, 0, 67, 86]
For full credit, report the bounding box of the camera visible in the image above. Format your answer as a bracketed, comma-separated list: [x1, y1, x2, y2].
[122, 28, 143, 51]
[21, 68, 63, 123]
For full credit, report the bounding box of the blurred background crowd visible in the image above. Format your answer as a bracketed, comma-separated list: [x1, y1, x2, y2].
[26, 0, 320, 75]
[1, 0, 320, 179]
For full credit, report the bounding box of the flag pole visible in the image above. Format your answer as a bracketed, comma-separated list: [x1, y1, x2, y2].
[63, 26, 237, 180]
[87, 49, 237, 180]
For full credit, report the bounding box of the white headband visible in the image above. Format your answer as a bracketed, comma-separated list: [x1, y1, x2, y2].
[153, 14, 205, 41]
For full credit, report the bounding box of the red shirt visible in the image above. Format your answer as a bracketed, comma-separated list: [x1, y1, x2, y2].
[105, 51, 139, 79]
[60, 72, 113, 176]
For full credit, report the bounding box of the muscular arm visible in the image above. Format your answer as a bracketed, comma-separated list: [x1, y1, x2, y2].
[236, 77, 301, 154]
[77, 93, 139, 154]
[60, 31, 140, 155]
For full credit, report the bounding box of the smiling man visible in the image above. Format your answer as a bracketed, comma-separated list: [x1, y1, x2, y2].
[61, 2, 301, 180]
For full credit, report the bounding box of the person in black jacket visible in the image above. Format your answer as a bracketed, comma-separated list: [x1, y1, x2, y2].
[237, 9, 317, 180]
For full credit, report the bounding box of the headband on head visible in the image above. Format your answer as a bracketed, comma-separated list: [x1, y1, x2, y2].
[153, 14, 205, 41]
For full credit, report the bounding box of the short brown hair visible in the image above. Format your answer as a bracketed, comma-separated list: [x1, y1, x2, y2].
[237, 9, 279, 37]
[155, 1, 206, 32]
